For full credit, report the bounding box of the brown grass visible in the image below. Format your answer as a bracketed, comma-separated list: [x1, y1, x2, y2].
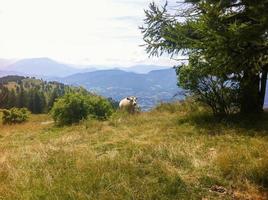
[0, 103, 268, 199]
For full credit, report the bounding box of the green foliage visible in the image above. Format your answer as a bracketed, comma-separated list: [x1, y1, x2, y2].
[141, 0, 268, 114]
[0, 76, 87, 114]
[28, 89, 46, 114]
[107, 97, 119, 110]
[86, 96, 114, 120]
[50, 93, 114, 125]
[50, 93, 89, 125]
[0, 85, 8, 107]
[178, 63, 239, 115]
[2, 107, 30, 124]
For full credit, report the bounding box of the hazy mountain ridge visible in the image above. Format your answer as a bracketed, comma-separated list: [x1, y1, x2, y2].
[0, 58, 172, 77]
[0, 59, 17, 69]
[0, 70, 24, 77]
[5, 58, 82, 77]
[122, 65, 171, 74]
[0, 58, 180, 110]
[58, 68, 183, 110]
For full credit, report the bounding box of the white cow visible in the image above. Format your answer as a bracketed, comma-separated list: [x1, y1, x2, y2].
[119, 96, 138, 114]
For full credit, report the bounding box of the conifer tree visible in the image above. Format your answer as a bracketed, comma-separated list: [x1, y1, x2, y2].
[141, 0, 268, 114]
[7, 89, 17, 108]
[18, 83, 26, 108]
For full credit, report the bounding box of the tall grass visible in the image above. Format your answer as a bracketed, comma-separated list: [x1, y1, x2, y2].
[0, 101, 268, 199]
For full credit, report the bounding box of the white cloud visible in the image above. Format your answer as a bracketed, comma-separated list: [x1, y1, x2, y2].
[0, 0, 179, 67]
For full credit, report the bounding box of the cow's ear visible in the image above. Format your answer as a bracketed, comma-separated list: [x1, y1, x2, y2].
[127, 97, 131, 100]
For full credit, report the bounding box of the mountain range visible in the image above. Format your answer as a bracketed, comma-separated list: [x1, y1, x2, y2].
[0, 57, 180, 110]
[0, 57, 267, 110]
[56, 68, 183, 110]
[1, 58, 95, 77]
[0, 57, 171, 77]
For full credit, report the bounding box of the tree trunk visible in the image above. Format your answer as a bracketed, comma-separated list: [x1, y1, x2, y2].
[260, 66, 268, 109]
[240, 72, 262, 113]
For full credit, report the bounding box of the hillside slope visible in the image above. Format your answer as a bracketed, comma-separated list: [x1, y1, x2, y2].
[0, 75, 83, 113]
[59, 68, 183, 110]
[0, 103, 267, 199]
[121, 64, 171, 74]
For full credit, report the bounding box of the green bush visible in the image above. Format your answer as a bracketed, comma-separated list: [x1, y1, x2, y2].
[50, 93, 114, 125]
[2, 108, 30, 124]
[86, 96, 114, 120]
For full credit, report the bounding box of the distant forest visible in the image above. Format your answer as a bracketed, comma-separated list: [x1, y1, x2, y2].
[0, 76, 86, 114]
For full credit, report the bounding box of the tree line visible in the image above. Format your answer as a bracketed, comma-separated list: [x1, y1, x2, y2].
[0, 76, 84, 114]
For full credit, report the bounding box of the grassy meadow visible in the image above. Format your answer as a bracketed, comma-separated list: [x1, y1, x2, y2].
[0, 102, 268, 199]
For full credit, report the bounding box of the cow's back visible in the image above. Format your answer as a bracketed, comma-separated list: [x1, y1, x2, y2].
[119, 98, 134, 112]
[119, 98, 129, 108]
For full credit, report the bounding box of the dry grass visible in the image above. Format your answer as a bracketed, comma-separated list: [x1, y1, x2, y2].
[0, 103, 268, 199]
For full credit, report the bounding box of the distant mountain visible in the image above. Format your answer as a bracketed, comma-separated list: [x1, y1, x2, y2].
[61, 68, 177, 89]
[4, 58, 96, 77]
[0, 57, 184, 110]
[121, 65, 171, 74]
[0, 59, 17, 69]
[58, 68, 184, 110]
[0, 57, 173, 77]
[0, 70, 25, 77]
[62, 67, 268, 110]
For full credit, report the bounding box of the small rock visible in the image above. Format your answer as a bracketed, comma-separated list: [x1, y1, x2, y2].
[41, 121, 54, 125]
[209, 185, 227, 194]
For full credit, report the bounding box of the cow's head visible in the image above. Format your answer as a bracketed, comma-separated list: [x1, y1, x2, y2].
[127, 96, 138, 106]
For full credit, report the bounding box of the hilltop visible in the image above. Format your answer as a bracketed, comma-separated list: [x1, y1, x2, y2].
[0, 102, 267, 199]
[0, 75, 85, 113]
[1, 58, 88, 77]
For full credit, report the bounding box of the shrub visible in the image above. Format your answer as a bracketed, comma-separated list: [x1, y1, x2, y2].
[86, 96, 114, 120]
[2, 107, 30, 124]
[107, 97, 119, 110]
[50, 93, 88, 125]
[50, 93, 114, 125]
[179, 64, 240, 116]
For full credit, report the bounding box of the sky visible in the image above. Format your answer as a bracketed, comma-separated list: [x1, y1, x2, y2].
[0, 0, 180, 67]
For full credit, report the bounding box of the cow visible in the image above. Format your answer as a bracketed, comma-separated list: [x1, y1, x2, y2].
[119, 96, 138, 114]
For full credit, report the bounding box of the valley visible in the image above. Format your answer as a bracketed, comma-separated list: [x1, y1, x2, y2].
[0, 58, 183, 110]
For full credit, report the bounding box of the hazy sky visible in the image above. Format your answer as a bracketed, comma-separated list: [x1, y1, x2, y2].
[0, 0, 179, 67]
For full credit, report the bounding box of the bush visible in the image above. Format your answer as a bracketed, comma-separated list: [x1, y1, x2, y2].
[86, 96, 114, 120]
[2, 108, 30, 124]
[50, 93, 114, 125]
[50, 93, 88, 125]
[178, 63, 240, 116]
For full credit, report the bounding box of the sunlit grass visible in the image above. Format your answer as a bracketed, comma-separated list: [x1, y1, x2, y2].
[0, 102, 268, 199]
